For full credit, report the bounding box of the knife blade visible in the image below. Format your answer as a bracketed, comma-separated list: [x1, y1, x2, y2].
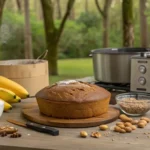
[7, 119, 59, 136]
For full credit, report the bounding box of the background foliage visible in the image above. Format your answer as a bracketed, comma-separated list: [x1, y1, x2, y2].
[0, 0, 146, 60]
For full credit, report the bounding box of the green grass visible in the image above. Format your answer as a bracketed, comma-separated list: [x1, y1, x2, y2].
[50, 58, 94, 84]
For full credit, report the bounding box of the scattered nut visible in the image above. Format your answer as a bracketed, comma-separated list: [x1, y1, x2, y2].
[116, 122, 124, 126]
[138, 122, 145, 128]
[130, 125, 136, 130]
[80, 131, 88, 138]
[124, 122, 132, 127]
[124, 127, 132, 132]
[99, 125, 109, 131]
[140, 117, 150, 123]
[0, 126, 18, 134]
[119, 129, 126, 133]
[117, 124, 125, 129]
[0, 126, 22, 138]
[1, 132, 7, 137]
[10, 132, 22, 138]
[131, 120, 139, 125]
[138, 120, 147, 126]
[119, 114, 132, 122]
[91, 132, 101, 138]
[114, 126, 121, 132]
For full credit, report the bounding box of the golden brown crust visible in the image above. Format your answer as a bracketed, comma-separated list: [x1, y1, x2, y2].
[36, 81, 111, 119]
[37, 97, 110, 119]
[36, 81, 111, 103]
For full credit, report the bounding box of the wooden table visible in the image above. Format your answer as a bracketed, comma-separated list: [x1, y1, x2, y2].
[0, 98, 150, 150]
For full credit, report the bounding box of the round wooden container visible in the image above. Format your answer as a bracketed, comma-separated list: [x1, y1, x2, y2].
[0, 59, 49, 96]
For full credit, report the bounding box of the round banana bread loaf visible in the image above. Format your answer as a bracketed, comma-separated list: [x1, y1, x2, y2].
[36, 80, 111, 119]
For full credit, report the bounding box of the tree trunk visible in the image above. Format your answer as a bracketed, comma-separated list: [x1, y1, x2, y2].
[41, 0, 75, 75]
[47, 43, 58, 75]
[139, 0, 148, 47]
[95, 0, 112, 47]
[85, 0, 88, 12]
[69, 6, 75, 20]
[16, 0, 22, 13]
[122, 0, 134, 47]
[34, 0, 38, 19]
[0, 0, 6, 52]
[24, 0, 33, 59]
[102, 16, 109, 47]
[0, 0, 6, 25]
[40, 0, 57, 75]
[56, 0, 62, 19]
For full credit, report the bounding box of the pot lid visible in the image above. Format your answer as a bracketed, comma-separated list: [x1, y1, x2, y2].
[91, 47, 150, 54]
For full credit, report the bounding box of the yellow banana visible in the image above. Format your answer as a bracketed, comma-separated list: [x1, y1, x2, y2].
[0, 76, 29, 99]
[9, 95, 21, 103]
[0, 87, 16, 101]
[0, 100, 12, 111]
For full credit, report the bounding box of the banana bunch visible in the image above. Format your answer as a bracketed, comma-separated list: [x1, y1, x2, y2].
[0, 76, 29, 112]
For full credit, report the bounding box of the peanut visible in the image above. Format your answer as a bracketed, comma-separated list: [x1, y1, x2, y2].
[131, 120, 139, 125]
[124, 122, 132, 127]
[91, 131, 101, 138]
[138, 123, 145, 128]
[117, 124, 125, 129]
[131, 125, 136, 130]
[140, 117, 150, 123]
[99, 125, 109, 131]
[119, 129, 126, 133]
[138, 120, 147, 126]
[119, 114, 132, 122]
[114, 126, 121, 132]
[116, 122, 124, 126]
[80, 131, 88, 138]
[124, 127, 132, 132]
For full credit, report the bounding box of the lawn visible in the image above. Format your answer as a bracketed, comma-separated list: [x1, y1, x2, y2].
[50, 58, 94, 84]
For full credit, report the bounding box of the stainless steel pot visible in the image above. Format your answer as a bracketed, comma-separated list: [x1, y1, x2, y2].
[91, 48, 150, 83]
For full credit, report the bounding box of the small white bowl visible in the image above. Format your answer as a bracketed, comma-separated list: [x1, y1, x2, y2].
[0, 100, 4, 117]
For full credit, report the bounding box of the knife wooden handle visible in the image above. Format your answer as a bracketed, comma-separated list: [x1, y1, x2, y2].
[26, 121, 59, 136]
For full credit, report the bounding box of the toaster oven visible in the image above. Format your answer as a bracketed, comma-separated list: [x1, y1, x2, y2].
[130, 52, 150, 93]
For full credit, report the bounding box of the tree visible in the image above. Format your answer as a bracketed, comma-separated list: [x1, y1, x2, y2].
[95, 0, 112, 47]
[69, 5, 75, 20]
[24, 0, 33, 59]
[40, 0, 75, 75]
[34, 0, 43, 20]
[0, 0, 6, 25]
[122, 0, 134, 47]
[139, 0, 148, 47]
[56, 0, 62, 19]
[16, 0, 22, 13]
[85, 0, 89, 13]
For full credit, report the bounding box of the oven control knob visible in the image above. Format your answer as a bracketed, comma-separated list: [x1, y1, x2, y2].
[139, 65, 146, 74]
[138, 77, 146, 85]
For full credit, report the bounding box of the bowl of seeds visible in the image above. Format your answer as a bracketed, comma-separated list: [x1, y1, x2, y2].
[116, 93, 150, 116]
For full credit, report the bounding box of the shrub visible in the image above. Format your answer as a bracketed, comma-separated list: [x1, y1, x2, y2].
[0, 10, 46, 60]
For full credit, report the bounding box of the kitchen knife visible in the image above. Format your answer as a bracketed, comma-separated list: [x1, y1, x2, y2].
[7, 119, 59, 136]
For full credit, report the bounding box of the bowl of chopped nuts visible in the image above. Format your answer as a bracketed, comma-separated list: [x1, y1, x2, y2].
[116, 93, 150, 116]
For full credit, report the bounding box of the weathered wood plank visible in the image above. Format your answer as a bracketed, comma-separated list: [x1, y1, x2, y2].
[0, 98, 150, 150]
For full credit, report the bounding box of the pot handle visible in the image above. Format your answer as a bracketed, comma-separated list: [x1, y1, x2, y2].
[144, 52, 150, 58]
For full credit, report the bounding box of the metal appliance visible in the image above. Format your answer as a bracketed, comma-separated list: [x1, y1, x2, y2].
[130, 52, 150, 93]
[90, 48, 149, 84]
[91, 49, 150, 105]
